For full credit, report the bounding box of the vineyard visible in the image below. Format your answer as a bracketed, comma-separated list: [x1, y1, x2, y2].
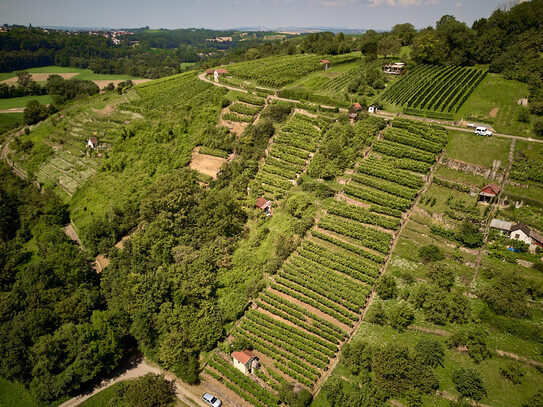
[222, 94, 266, 124]
[253, 113, 326, 197]
[378, 64, 487, 120]
[226, 54, 360, 88]
[202, 118, 447, 403]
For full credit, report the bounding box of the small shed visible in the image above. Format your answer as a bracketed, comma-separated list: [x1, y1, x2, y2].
[205, 68, 228, 75]
[478, 183, 501, 202]
[489, 219, 512, 234]
[255, 197, 272, 215]
[320, 59, 330, 70]
[86, 137, 98, 150]
[231, 350, 259, 375]
[382, 62, 406, 75]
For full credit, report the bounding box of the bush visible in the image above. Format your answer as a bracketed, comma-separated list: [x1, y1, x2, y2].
[375, 275, 398, 300]
[23, 99, 49, 125]
[418, 244, 445, 263]
[534, 118, 543, 137]
[517, 107, 531, 123]
[500, 363, 525, 384]
[388, 301, 414, 331]
[452, 368, 486, 401]
[455, 221, 483, 248]
[122, 373, 175, 407]
[415, 337, 444, 368]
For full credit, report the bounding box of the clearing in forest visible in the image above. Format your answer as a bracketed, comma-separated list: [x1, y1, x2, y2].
[189, 146, 228, 179]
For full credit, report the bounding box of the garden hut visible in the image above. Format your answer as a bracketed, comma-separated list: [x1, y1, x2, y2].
[205, 68, 228, 75]
[478, 183, 501, 202]
[349, 102, 363, 120]
[320, 59, 330, 70]
[86, 137, 98, 150]
[489, 219, 512, 234]
[382, 62, 406, 75]
[255, 197, 272, 215]
[231, 350, 259, 375]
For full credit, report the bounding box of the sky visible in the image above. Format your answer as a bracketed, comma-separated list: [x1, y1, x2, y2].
[0, 0, 505, 31]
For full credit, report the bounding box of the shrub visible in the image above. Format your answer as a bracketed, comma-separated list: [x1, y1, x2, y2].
[375, 275, 398, 300]
[122, 373, 175, 407]
[387, 301, 414, 331]
[418, 245, 444, 263]
[517, 107, 530, 123]
[452, 368, 486, 401]
[534, 118, 543, 138]
[415, 338, 444, 368]
[500, 363, 525, 384]
[455, 221, 483, 248]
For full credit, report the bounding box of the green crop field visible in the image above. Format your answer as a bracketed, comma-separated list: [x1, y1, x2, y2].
[457, 73, 532, 136]
[0, 95, 53, 110]
[379, 64, 487, 120]
[0, 112, 23, 132]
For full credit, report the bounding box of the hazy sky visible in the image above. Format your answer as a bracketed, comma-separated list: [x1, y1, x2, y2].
[1, 0, 504, 30]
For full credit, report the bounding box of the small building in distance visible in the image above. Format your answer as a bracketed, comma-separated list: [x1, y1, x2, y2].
[320, 59, 330, 70]
[231, 350, 259, 375]
[382, 62, 406, 75]
[349, 102, 363, 120]
[255, 197, 272, 215]
[205, 68, 228, 75]
[478, 183, 501, 203]
[86, 137, 98, 150]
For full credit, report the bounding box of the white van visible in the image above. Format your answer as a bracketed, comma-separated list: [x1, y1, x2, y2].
[475, 126, 492, 136]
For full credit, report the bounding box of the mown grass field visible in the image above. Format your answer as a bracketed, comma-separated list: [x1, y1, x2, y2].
[0, 94, 53, 110]
[0, 66, 138, 82]
[445, 129, 511, 167]
[457, 73, 532, 137]
[0, 112, 23, 132]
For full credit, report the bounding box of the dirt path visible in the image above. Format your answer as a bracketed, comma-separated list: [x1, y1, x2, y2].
[58, 358, 209, 407]
[469, 139, 515, 292]
[0, 108, 25, 113]
[495, 350, 543, 368]
[64, 222, 82, 246]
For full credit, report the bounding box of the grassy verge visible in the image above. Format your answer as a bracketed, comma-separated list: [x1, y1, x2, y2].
[445, 129, 510, 167]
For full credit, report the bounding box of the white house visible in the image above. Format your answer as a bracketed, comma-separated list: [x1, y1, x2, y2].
[510, 223, 534, 246]
[231, 350, 259, 375]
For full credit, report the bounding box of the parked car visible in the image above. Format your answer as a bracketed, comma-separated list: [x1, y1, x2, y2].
[475, 126, 492, 136]
[202, 393, 222, 407]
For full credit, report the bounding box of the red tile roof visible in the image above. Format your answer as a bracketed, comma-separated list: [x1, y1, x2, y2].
[232, 350, 257, 365]
[255, 197, 270, 209]
[320, 59, 330, 64]
[480, 183, 501, 195]
[352, 102, 362, 110]
[205, 68, 227, 75]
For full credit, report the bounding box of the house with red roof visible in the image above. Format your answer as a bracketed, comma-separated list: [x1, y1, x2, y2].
[320, 59, 330, 70]
[205, 68, 228, 75]
[478, 183, 501, 203]
[255, 196, 272, 215]
[231, 350, 259, 375]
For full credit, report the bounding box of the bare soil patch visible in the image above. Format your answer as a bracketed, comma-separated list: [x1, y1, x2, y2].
[219, 106, 250, 136]
[92, 104, 115, 116]
[189, 146, 228, 179]
[0, 108, 24, 113]
[95, 255, 110, 273]
[115, 234, 131, 250]
[489, 107, 500, 117]
[2, 73, 78, 83]
[94, 78, 151, 89]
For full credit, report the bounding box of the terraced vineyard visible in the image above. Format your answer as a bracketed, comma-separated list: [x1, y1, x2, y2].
[226, 54, 359, 88]
[203, 117, 448, 403]
[253, 113, 328, 197]
[378, 64, 487, 120]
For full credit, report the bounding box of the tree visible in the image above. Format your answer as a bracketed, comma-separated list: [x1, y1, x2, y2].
[428, 265, 455, 291]
[391, 23, 417, 45]
[23, 99, 49, 125]
[455, 221, 483, 248]
[452, 368, 486, 401]
[388, 301, 414, 331]
[122, 373, 175, 407]
[500, 363, 525, 384]
[375, 275, 398, 300]
[16, 70, 32, 88]
[359, 30, 379, 59]
[411, 28, 444, 65]
[418, 245, 444, 263]
[534, 118, 543, 138]
[479, 271, 528, 318]
[378, 35, 401, 58]
[415, 338, 444, 367]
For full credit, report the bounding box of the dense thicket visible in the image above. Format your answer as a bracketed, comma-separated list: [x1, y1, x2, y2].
[0, 163, 128, 402]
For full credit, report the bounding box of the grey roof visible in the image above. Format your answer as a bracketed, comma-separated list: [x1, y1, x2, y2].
[510, 223, 532, 236]
[489, 219, 512, 231]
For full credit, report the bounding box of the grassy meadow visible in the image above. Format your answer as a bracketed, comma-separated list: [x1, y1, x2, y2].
[445, 129, 511, 167]
[457, 73, 532, 136]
